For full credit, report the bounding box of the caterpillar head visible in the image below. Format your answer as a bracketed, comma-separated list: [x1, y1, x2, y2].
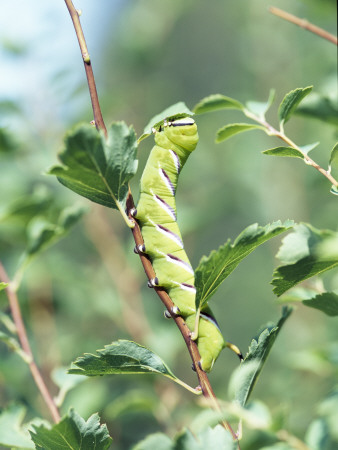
[155, 117, 199, 152]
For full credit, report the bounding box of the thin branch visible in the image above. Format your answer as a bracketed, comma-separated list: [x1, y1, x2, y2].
[64, 0, 107, 136]
[269, 6, 338, 46]
[0, 262, 60, 423]
[244, 109, 338, 188]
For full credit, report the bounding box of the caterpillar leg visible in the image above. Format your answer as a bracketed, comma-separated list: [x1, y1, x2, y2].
[133, 244, 146, 254]
[164, 305, 180, 319]
[147, 277, 159, 288]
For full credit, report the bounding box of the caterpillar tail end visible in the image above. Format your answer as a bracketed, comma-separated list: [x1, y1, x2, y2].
[224, 342, 244, 361]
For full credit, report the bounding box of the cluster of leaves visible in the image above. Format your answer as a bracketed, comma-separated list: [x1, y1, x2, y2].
[0, 90, 337, 448]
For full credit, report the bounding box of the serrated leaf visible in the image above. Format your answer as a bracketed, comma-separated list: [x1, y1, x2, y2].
[329, 142, 338, 173]
[30, 408, 112, 450]
[69, 340, 177, 380]
[229, 307, 292, 407]
[262, 146, 304, 159]
[302, 292, 338, 316]
[132, 432, 173, 450]
[195, 221, 294, 309]
[49, 122, 138, 214]
[216, 123, 265, 143]
[140, 102, 194, 141]
[0, 404, 34, 448]
[193, 94, 244, 115]
[278, 86, 313, 126]
[272, 224, 338, 296]
[246, 89, 276, 118]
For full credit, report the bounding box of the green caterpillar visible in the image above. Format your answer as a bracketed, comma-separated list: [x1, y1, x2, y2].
[133, 117, 239, 372]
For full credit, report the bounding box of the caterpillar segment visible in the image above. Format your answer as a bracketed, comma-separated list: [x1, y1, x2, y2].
[135, 117, 227, 372]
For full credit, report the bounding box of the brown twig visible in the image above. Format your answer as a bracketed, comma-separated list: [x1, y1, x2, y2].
[0, 262, 60, 423]
[64, 0, 107, 136]
[269, 6, 338, 46]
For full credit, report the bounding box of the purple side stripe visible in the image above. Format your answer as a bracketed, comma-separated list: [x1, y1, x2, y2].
[160, 168, 175, 196]
[169, 150, 181, 174]
[154, 195, 176, 221]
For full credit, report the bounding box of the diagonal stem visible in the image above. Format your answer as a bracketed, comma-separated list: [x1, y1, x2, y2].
[269, 6, 338, 45]
[64, 0, 107, 137]
[244, 109, 338, 187]
[0, 262, 60, 423]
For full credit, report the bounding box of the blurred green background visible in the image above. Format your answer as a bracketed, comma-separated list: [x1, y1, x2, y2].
[0, 0, 337, 448]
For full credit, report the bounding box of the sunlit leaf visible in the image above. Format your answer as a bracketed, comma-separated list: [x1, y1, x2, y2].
[278, 86, 313, 126]
[132, 432, 172, 450]
[69, 340, 176, 380]
[193, 94, 244, 115]
[216, 123, 265, 143]
[246, 89, 276, 118]
[49, 122, 138, 213]
[328, 142, 338, 174]
[0, 404, 34, 448]
[272, 224, 338, 296]
[0, 282, 8, 291]
[30, 408, 112, 450]
[305, 418, 330, 450]
[195, 221, 294, 309]
[229, 307, 292, 407]
[262, 147, 304, 159]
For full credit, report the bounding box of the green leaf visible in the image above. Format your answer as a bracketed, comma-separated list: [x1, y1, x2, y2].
[0, 404, 35, 448]
[216, 123, 265, 143]
[0, 127, 17, 153]
[278, 86, 313, 126]
[330, 185, 338, 195]
[69, 340, 177, 379]
[272, 224, 338, 296]
[303, 292, 338, 317]
[132, 433, 173, 450]
[30, 408, 112, 450]
[0, 282, 8, 291]
[51, 367, 87, 408]
[0, 331, 30, 363]
[296, 93, 338, 126]
[140, 102, 194, 141]
[229, 307, 292, 407]
[195, 221, 294, 309]
[25, 205, 85, 258]
[0, 186, 52, 224]
[329, 142, 338, 173]
[49, 122, 138, 215]
[193, 94, 244, 115]
[246, 89, 276, 118]
[175, 426, 236, 450]
[305, 418, 330, 450]
[262, 146, 305, 160]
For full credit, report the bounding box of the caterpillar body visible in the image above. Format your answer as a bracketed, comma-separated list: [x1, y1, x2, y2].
[134, 117, 225, 372]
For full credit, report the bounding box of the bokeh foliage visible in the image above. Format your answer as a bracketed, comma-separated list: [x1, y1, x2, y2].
[0, 0, 337, 449]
